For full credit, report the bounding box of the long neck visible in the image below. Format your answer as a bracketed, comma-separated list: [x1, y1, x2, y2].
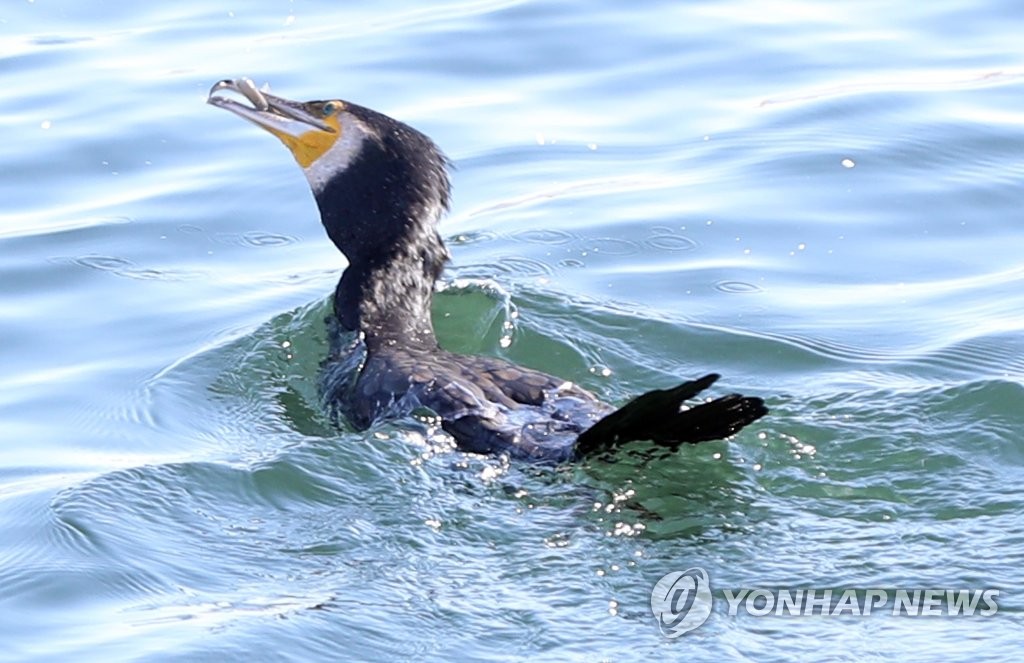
[333, 222, 448, 348]
[308, 107, 452, 350]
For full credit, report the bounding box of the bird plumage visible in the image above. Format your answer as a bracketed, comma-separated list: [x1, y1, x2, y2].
[208, 79, 767, 462]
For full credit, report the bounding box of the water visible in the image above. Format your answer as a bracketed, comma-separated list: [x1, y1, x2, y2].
[2, 0, 1023, 660]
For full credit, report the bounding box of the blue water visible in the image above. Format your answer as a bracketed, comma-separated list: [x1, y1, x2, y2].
[2, 1, 1023, 660]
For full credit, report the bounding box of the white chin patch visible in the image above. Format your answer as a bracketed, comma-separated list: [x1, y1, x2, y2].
[302, 116, 370, 193]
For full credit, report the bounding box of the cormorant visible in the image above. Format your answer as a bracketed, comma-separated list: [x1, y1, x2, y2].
[208, 78, 767, 463]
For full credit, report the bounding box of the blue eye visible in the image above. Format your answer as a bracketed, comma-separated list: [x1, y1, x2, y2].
[322, 102, 338, 116]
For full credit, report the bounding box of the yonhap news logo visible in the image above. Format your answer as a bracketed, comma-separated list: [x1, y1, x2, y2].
[650, 568, 714, 637]
[651, 568, 999, 638]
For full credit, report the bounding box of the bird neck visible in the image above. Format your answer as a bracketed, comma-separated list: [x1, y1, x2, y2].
[310, 110, 452, 350]
[333, 230, 447, 349]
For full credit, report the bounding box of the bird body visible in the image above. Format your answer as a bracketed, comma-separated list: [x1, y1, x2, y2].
[208, 79, 766, 461]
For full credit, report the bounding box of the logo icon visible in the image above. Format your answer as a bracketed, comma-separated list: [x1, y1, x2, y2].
[650, 567, 713, 637]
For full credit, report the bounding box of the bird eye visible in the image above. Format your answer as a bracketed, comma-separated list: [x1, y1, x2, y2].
[322, 102, 338, 117]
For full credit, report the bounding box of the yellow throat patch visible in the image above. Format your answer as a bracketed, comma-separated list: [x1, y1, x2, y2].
[268, 110, 343, 169]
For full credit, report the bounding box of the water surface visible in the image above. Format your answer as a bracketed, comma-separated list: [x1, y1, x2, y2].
[1, 1, 1023, 660]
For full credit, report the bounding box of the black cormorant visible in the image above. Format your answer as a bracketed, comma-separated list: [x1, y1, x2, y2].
[208, 78, 767, 462]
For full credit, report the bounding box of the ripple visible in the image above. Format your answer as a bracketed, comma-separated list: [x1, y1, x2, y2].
[589, 237, 642, 256]
[912, 333, 1024, 379]
[740, 326, 1024, 384]
[447, 230, 498, 246]
[0, 487, 171, 605]
[127, 591, 337, 627]
[512, 228, 577, 245]
[64, 255, 204, 281]
[242, 230, 298, 247]
[746, 328, 921, 365]
[644, 233, 698, 252]
[213, 230, 299, 247]
[491, 255, 555, 278]
[558, 258, 586, 268]
[72, 254, 132, 272]
[714, 280, 763, 294]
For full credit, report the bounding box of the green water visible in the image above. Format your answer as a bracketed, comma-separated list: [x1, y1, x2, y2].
[2, 1, 1023, 660]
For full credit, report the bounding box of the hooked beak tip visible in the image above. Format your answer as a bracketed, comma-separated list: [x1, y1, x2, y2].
[207, 77, 269, 111]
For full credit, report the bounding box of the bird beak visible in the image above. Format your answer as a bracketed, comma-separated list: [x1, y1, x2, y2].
[208, 78, 344, 168]
[207, 78, 336, 137]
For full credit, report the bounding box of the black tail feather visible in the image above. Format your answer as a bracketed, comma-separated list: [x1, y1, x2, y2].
[574, 373, 767, 458]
